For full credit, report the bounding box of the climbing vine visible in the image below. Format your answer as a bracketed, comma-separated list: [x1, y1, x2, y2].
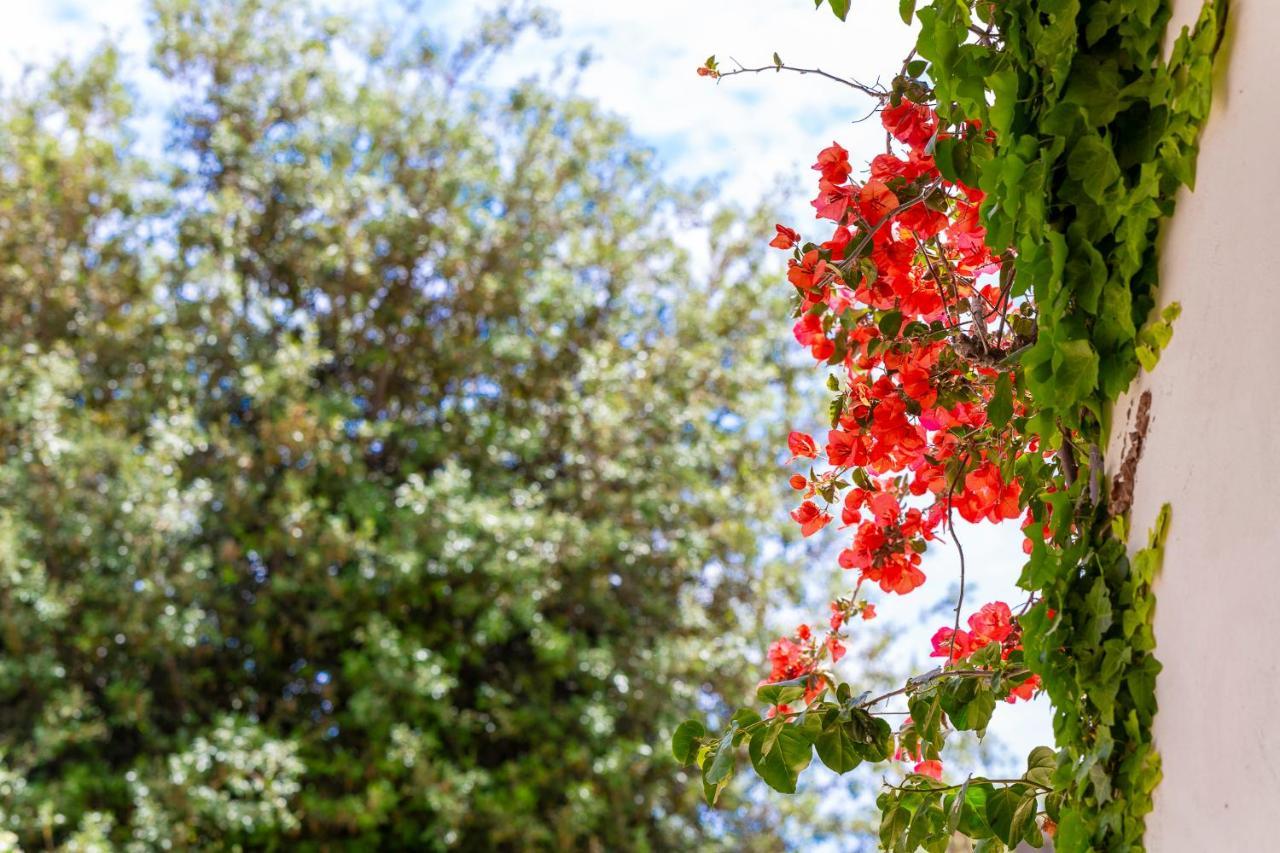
[676, 1, 1227, 850]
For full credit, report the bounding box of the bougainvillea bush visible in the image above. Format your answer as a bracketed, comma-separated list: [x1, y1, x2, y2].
[676, 1, 1227, 850]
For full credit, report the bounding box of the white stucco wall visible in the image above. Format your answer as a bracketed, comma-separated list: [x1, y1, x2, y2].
[1107, 2, 1280, 849]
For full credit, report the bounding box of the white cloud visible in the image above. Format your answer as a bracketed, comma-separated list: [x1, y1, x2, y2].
[0, 0, 149, 79]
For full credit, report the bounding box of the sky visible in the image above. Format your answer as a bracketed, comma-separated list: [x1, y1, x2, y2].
[1, 0, 913, 213]
[1, 0, 1051, 836]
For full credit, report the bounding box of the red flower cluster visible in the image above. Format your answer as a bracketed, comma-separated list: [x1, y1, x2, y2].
[761, 93, 1044, 728]
[780, 101, 1018, 605]
[836, 485, 931, 594]
[760, 622, 848, 713]
[930, 601, 1041, 703]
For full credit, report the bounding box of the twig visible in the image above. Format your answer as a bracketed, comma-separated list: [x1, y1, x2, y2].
[718, 60, 889, 99]
[835, 182, 942, 275]
[884, 777, 1050, 794]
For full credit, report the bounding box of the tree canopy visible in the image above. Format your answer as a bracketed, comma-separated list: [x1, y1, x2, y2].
[0, 2, 801, 848]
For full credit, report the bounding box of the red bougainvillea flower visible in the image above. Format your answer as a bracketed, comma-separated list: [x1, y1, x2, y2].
[913, 760, 944, 781]
[787, 249, 829, 292]
[787, 431, 819, 461]
[955, 461, 1022, 524]
[792, 314, 835, 361]
[740, 75, 1057, 774]
[790, 501, 832, 537]
[764, 636, 808, 682]
[880, 99, 936, 149]
[826, 429, 861, 467]
[1006, 674, 1041, 703]
[812, 141, 853, 184]
[967, 601, 1013, 644]
[770, 224, 801, 250]
[863, 551, 926, 595]
[812, 179, 856, 222]
[858, 180, 899, 223]
[929, 626, 973, 662]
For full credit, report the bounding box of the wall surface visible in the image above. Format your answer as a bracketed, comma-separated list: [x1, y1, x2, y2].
[1108, 1, 1280, 849]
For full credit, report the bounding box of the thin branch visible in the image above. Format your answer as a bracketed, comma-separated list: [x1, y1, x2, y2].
[948, 510, 968, 664]
[857, 666, 1025, 710]
[942, 453, 970, 666]
[884, 777, 1051, 794]
[835, 182, 943, 276]
[717, 60, 890, 100]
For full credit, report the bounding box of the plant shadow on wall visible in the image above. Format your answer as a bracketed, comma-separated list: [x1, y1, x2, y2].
[0, 1, 883, 849]
[676, 0, 1228, 850]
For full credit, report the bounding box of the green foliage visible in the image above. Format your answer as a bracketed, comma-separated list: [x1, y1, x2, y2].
[872, 745, 1061, 852]
[0, 2, 803, 848]
[814, 0, 852, 22]
[915, 0, 1227, 430]
[911, 0, 1227, 848]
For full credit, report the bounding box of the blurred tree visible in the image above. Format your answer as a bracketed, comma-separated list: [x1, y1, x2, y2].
[0, 1, 806, 849]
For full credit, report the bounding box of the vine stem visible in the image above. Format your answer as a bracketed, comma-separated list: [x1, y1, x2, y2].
[942, 453, 971, 666]
[947, 510, 968, 664]
[883, 778, 1051, 794]
[856, 666, 1026, 710]
[727, 667, 1030, 743]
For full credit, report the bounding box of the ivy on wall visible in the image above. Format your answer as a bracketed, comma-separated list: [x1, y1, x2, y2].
[912, 1, 1226, 849]
[677, 1, 1229, 850]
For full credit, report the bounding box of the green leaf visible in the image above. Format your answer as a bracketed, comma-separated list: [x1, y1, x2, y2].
[932, 137, 960, 183]
[941, 678, 996, 733]
[986, 68, 1020, 137]
[906, 800, 946, 851]
[704, 721, 737, 785]
[1011, 790, 1041, 846]
[908, 692, 944, 743]
[827, 0, 851, 21]
[1053, 338, 1099, 406]
[945, 781, 997, 839]
[748, 723, 813, 793]
[986, 784, 1035, 846]
[946, 776, 971, 835]
[829, 393, 846, 427]
[702, 773, 728, 806]
[1066, 133, 1120, 203]
[880, 802, 913, 850]
[757, 677, 808, 707]
[815, 721, 864, 774]
[671, 720, 704, 764]
[1024, 746, 1056, 787]
[879, 309, 904, 338]
[899, 0, 918, 25]
[760, 718, 784, 756]
[850, 712, 895, 761]
[989, 372, 1013, 429]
